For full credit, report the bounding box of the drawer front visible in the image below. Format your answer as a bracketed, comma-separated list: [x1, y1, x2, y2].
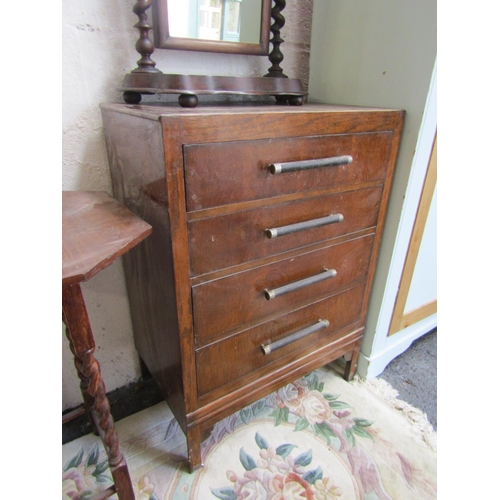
[184, 132, 393, 211]
[196, 284, 365, 397]
[192, 233, 374, 342]
[189, 186, 382, 276]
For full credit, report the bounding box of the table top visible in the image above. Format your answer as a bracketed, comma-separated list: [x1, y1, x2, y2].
[62, 191, 152, 287]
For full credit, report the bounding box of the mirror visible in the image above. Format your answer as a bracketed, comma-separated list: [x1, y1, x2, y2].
[121, 0, 305, 107]
[153, 0, 271, 55]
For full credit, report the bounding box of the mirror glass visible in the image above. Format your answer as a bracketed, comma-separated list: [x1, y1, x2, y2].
[168, 0, 261, 44]
[154, 0, 270, 55]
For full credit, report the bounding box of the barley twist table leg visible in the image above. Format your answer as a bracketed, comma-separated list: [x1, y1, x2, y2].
[63, 283, 135, 500]
[80, 348, 123, 466]
[64, 324, 99, 435]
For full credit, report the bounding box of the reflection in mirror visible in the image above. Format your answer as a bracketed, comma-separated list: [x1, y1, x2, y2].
[154, 0, 270, 55]
[168, 0, 262, 44]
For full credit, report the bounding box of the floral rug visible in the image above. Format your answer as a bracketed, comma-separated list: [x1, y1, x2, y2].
[62, 365, 437, 499]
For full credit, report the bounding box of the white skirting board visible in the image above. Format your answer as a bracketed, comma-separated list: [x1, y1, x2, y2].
[357, 313, 437, 379]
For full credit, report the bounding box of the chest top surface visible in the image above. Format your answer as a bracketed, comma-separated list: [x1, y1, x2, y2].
[100, 102, 405, 147]
[101, 101, 401, 118]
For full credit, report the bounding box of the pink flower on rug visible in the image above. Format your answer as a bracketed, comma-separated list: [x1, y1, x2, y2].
[62, 468, 85, 500]
[229, 467, 273, 499]
[212, 432, 343, 500]
[276, 384, 332, 425]
[133, 476, 155, 500]
[333, 410, 351, 419]
[270, 471, 314, 500]
[62, 446, 112, 500]
[276, 382, 302, 409]
[257, 447, 288, 474]
[313, 477, 343, 499]
[62, 463, 109, 499]
[297, 390, 332, 424]
[236, 478, 268, 499]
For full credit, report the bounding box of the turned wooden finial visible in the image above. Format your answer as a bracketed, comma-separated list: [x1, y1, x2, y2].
[265, 0, 288, 79]
[131, 0, 162, 74]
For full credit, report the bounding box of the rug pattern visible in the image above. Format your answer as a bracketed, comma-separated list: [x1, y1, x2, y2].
[62, 367, 437, 499]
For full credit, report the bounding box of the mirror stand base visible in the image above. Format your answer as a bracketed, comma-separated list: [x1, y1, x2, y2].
[120, 73, 305, 108]
[178, 94, 199, 108]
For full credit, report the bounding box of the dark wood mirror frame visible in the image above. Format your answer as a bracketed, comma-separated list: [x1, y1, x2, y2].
[120, 0, 305, 108]
[153, 0, 271, 55]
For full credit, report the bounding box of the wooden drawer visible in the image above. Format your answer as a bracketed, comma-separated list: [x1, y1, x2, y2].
[192, 233, 374, 342]
[196, 284, 365, 397]
[184, 132, 393, 211]
[188, 186, 382, 276]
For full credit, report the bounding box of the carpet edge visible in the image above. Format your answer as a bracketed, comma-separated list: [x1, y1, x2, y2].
[350, 374, 437, 453]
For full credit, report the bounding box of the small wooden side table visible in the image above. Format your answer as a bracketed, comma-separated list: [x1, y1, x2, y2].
[62, 191, 152, 500]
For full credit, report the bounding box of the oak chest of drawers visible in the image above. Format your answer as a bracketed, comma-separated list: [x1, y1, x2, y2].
[101, 102, 404, 471]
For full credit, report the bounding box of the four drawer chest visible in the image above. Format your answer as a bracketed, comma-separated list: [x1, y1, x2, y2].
[101, 102, 404, 471]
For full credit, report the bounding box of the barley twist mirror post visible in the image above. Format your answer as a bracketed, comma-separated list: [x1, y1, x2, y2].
[265, 0, 286, 78]
[120, 0, 305, 107]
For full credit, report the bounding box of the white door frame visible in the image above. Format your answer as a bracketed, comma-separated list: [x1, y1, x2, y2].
[357, 58, 437, 378]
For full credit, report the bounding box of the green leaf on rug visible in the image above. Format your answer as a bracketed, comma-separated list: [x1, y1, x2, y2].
[305, 372, 321, 391]
[282, 407, 290, 423]
[352, 425, 375, 441]
[276, 444, 296, 458]
[96, 475, 111, 483]
[343, 428, 356, 448]
[251, 400, 265, 416]
[294, 449, 313, 467]
[323, 393, 340, 401]
[270, 406, 289, 426]
[314, 423, 335, 445]
[269, 408, 279, 424]
[240, 407, 252, 425]
[92, 460, 110, 477]
[294, 417, 310, 432]
[239, 448, 257, 471]
[303, 466, 323, 485]
[353, 418, 374, 427]
[86, 445, 99, 467]
[323, 393, 351, 409]
[64, 448, 84, 471]
[210, 487, 238, 500]
[328, 400, 351, 409]
[255, 432, 269, 449]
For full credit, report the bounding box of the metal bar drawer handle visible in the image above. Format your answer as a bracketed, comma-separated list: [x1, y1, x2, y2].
[264, 268, 337, 300]
[269, 155, 353, 174]
[261, 319, 330, 355]
[265, 213, 343, 239]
